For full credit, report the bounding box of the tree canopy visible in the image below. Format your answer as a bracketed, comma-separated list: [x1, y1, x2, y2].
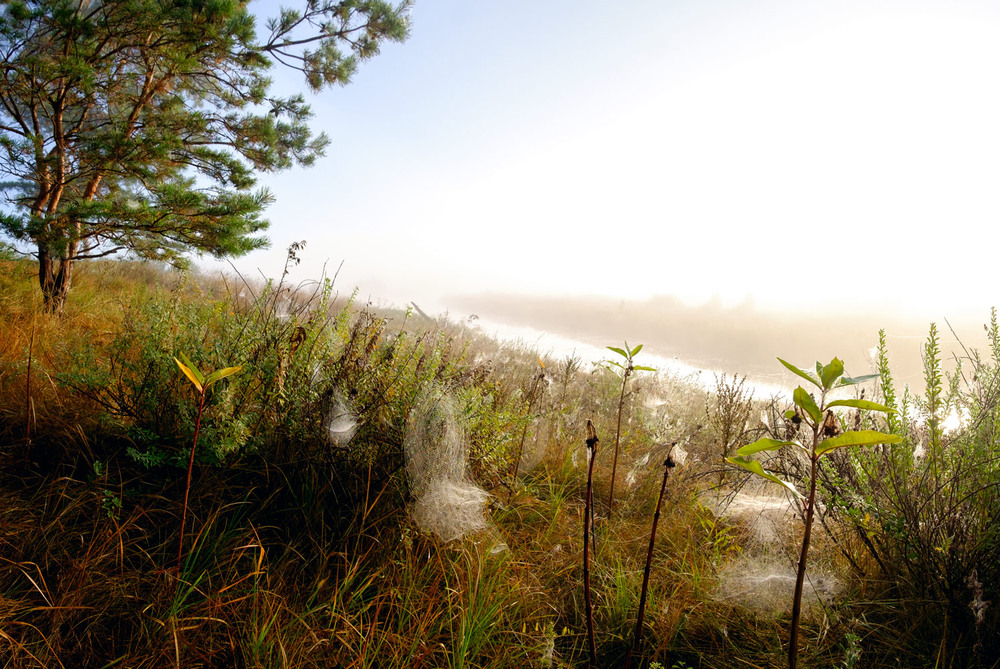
[0, 0, 411, 312]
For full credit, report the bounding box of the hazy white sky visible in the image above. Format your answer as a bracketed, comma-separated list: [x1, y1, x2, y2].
[218, 0, 1000, 317]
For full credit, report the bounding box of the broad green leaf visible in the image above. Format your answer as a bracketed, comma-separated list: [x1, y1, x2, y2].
[633, 365, 656, 372]
[819, 358, 844, 389]
[837, 373, 879, 387]
[174, 357, 203, 394]
[793, 387, 823, 425]
[630, 343, 643, 356]
[816, 430, 903, 456]
[826, 398, 896, 413]
[778, 357, 821, 389]
[177, 352, 204, 384]
[607, 346, 627, 358]
[783, 409, 796, 419]
[736, 437, 797, 456]
[205, 365, 243, 386]
[726, 456, 803, 499]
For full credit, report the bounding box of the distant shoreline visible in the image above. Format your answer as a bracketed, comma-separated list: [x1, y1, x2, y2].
[445, 292, 992, 395]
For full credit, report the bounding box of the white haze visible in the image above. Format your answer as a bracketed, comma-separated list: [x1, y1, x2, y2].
[204, 0, 1000, 323]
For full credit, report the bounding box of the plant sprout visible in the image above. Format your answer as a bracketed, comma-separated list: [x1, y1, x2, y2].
[606, 342, 655, 512]
[174, 352, 241, 575]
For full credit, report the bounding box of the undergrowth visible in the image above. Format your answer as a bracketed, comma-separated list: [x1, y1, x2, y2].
[0, 258, 996, 668]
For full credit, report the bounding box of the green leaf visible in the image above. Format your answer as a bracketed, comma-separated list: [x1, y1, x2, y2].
[607, 346, 627, 359]
[205, 365, 243, 386]
[793, 387, 823, 425]
[177, 352, 204, 385]
[726, 456, 803, 498]
[736, 437, 798, 456]
[630, 343, 643, 356]
[815, 430, 903, 456]
[778, 357, 821, 389]
[826, 398, 896, 413]
[174, 357, 203, 394]
[819, 358, 844, 389]
[837, 373, 879, 387]
[633, 365, 656, 372]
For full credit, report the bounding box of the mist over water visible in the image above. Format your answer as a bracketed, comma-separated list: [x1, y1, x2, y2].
[461, 315, 789, 398]
[448, 292, 991, 394]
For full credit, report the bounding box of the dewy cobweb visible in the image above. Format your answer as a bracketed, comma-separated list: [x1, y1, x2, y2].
[404, 386, 489, 542]
[324, 391, 358, 447]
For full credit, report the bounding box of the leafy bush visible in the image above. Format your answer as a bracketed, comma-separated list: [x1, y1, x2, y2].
[52, 256, 540, 510]
[822, 319, 1000, 663]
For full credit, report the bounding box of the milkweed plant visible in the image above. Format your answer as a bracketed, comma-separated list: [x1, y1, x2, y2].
[726, 357, 902, 669]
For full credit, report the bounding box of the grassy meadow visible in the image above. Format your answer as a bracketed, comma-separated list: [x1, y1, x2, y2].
[0, 258, 997, 668]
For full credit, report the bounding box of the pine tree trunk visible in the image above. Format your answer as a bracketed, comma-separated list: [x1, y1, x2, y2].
[38, 247, 74, 315]
[38, 247, 55, 310]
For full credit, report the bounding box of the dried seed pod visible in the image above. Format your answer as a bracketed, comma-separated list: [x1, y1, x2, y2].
[822, 410, 840, 437]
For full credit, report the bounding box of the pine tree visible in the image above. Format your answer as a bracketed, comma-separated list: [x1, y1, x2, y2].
[0, 0, 411, 312]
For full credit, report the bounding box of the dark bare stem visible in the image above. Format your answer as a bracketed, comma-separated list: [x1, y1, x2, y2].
[176, 390, 207, 579]
[789, 448, 819, 669]
[626, 454, 676, 669]
[584, 420, 599, 669]
[590, 478, 597, 559]
[608, 365, 631, 512]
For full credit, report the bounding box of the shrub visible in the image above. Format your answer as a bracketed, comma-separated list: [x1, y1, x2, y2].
[822, 320, 1000, 664]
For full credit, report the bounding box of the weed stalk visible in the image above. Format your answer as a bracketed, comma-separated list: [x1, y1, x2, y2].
[605, 342, 653, 512]
[626, 452, 676, 669]
[789, 449, 818, 669]
[584, 419, 599, 668]
[608, 361, 631, 512]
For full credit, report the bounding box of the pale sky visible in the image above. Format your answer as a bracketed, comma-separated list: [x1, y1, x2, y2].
[215, 0, 1000, 318]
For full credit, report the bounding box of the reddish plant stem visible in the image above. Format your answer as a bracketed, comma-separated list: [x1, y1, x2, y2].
[584, 421, 599, 668]
[788, 450, 818, 669]
[177, 390, 208, 577]
[626, 454, 675, 669]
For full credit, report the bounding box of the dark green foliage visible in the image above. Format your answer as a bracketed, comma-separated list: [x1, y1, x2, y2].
[0, 0, 411, 312]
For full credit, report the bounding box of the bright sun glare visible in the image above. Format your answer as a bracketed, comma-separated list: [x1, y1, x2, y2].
[225, 1, 1000, 318]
